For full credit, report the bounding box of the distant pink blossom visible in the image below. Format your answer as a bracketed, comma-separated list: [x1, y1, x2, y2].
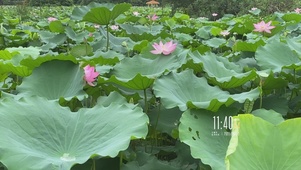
[220, 30, 230, 36]
[84, 65, 99, 86]
[47, 17, 57, 22]
[253, 21, 275, 33]
[88, 33, 93, 37]
[150, 40, 177, 55]
[295, 8, 301, 13]
[212, 13, 218, 16]
[251, 7, 258, 11]
[148, 14, 158, 21]
[133, 11, 140, 16]
[110, 25, 119, 30]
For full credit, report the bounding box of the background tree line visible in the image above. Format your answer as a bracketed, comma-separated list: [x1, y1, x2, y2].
[1, 0, 300, 17]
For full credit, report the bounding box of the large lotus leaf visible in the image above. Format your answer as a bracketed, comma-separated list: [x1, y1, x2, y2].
[0, 59, 31, 76]
[49, 20, 65, 33]
[65, 26, 87, 43]
[225, 114, 301, 170]
[281, 13, 301, 22]
[99, 49, 188, 90]
[153, 69, 259, 111]
[286, 36, 301, 56]
[253, 95, 289, 116]
[17, 60, 86, 100]
[120, 24, 163, 35]
[179, 107, 239, 170]
[82, 3, 131, 25]
[232, 39, 265, 52]
[70, 44, 93, 58]
[71, 2, 115, 21]
[203, 37, 226, 48]
[255, 41, 301, 72]
[6, 46, 41, 59]
[0, 96, 148, 170]
[20, 53, 77, 70]
[84, 50, 124, 65]
[190, 51, 257, 88]
[252, 109, 284, 125]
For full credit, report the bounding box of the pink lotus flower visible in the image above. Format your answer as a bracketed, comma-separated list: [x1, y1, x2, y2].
[133, 11, 140, 16]
[148, 14, 158, 21]
[110, 25, 119, 30]
[84, 65, 99, 86]
[251, 7, 258, 11]
[295, 8, 301, 13]
[88, 33, 93, 37]
[220, 30, 230, 36]
[253, 21, 275, 33]
[150, 41, 177, 55]
[47, 17, 57, 22]
[212, 13, 218, 16]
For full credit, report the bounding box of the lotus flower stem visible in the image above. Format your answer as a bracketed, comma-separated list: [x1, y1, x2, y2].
[143, 88, 149, 114]
[106, 24, 109, 51]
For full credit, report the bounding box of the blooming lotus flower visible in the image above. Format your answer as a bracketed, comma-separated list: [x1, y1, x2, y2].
[94, 24, 100, 29]
[110, 25, 119, 31]
[220, 30, 230, 36]
[295, 8, 301, 13]
[253, 21, 275, 33]
[47, 17, 57, 22]
[133, 11, 139, 16]
[251, 7, 258, 11]
[212, 13, 218, 16]
[84, 65, 99, 86]
[150, 41, 177, 55]
[148, 14, 158, 21]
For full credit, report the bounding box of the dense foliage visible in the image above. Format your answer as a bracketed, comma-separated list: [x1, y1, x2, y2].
[2, 2, 301, 170]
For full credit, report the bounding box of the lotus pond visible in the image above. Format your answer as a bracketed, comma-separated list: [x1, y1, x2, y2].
[1, 2, 301, 170]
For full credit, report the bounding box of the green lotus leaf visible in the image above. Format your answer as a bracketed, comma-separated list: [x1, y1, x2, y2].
[203, 37, 226, 48]
[17, 60, 86, 100]
[70, 44, 93, 58]
[281, 13, 301, 22]
[153, 70, 260, 111]
[83, 3, 131, 25]
[20, 53, 77, 70]
[99, 49, 188, 90]
[65, 26, 88, 43]
[252, 109, 285, 125]
[0, 59, 31, 76]
[233, 39, 265, 52]
[49, 20, 65, 33]
[120, 24, 163, 35]
[179, 107, 239, 170]
[0, 96, 148, 170]
[226, 114, 301, 170]
[83, 50, 124, 65]
[6, 46, 41, 59]
[99, 73, 155, 90]
[195, 26, 211, 39]
[286, 36, 301, 55]
[261, 72, 288, 90]
[253, 95, 289, 116]
[190, 51, 257, 88]
[255, 41, 301, 72]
